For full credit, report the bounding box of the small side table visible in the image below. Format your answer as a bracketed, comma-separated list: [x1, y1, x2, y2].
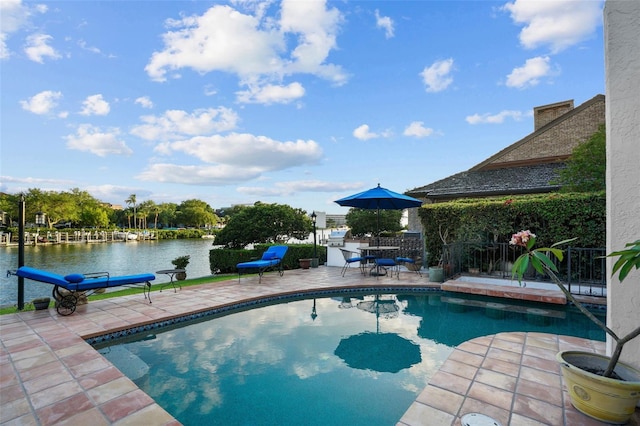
[156, 269, 185, 293]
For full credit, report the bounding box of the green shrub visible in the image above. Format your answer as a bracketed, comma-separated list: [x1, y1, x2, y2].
[419, 192, 605, 265]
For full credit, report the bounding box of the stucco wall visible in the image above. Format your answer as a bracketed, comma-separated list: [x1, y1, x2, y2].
[604, 0, 640, 368]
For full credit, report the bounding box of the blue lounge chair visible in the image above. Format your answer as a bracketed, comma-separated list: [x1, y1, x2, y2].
[236, 245, 288, 283]
[9, 266, 156, 316]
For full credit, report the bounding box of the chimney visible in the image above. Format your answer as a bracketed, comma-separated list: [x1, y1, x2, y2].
[533, 99, 574, 131]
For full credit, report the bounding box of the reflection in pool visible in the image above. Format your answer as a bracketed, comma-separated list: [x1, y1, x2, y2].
[97, 292, 604, 426]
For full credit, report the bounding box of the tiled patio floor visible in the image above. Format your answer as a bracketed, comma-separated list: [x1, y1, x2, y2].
[1, 267, 637, 425]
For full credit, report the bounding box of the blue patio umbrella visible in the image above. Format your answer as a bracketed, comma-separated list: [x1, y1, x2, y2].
[334, 184, 422, 245]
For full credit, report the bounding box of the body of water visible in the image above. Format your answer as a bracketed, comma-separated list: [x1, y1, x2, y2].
[1, 239, 217, 306]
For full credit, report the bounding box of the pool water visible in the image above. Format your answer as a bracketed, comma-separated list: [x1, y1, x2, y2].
[97, 292, 605, 426]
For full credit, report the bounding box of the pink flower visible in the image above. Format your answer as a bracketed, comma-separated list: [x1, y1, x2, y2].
[510, 230, 536, 247]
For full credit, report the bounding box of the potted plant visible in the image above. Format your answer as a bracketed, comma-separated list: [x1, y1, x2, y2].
[299, 258, 311, 269]
[511, 230, 640, 423]
[171, 255, 190, 280]
[32, 297, 50, 310]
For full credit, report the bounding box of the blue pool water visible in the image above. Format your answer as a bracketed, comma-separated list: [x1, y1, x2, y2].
[96, 292, 605, 426]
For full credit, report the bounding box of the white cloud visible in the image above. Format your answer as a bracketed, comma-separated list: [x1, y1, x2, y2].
[375, 9, 394, 39]
[135, 96, 154, 109]
[420, 58, 454, 93]
[1, 0, 47, 59]
[236, 82, 305, 104]
[64, 124, 133, 157]
[238, 180, 364, 197]
[19, 90, 62, 115]
[78, 39, 101, 54]
[0, 33, 8, 60]
[137, 163, 263, 185]
[24, 33, 61, 63]
[506, 56, 551, 89]
[503, 0, 602, 53]
[403, 121, 434, 138]
[137, 129, 325, 188]
[466, 110, 524, 124]
[145, 2, 347, 104]
[80, 94, 110, 116]
[131, 107, 239, 141]
[353, 124, 378, 141]
[168, 133, 323, 172]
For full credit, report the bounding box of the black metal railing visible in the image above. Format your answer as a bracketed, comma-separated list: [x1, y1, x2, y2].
[442, 242, 606, 297]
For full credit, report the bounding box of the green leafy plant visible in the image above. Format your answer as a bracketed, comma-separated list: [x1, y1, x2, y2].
[511, 230, 640, 378]
[171, 255, 190, 270]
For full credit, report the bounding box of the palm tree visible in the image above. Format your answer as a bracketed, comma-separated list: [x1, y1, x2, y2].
[125, 194, 137, 230]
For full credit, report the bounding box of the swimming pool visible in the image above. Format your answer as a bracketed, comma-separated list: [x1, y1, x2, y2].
[96, 292, 605, 425]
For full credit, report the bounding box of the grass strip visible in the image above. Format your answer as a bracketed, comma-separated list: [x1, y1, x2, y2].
[0, 274, 237, 316]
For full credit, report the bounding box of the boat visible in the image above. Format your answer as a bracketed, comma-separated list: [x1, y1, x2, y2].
[201, 234, 215, 239]
[114, 231, 138, 241]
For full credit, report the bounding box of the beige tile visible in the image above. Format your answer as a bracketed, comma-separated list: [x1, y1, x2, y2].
[467, 381, 514, 410]
[475, 368, 518, 392]
[399, 402, 455, 426]
[428, 370, 472, 396]
[87, 377, 138, 405]
[519, 365, 561, 388]
[449, 349, 484, 368]
[111, 403, 175, 426]
[481, 357, 520, 377]
[29, 381, 84, 410]
[513, 394, 564, 425]
[416, 385, 465, 415]
[516, 376, 563, 407]
[440, 359, 479, 380]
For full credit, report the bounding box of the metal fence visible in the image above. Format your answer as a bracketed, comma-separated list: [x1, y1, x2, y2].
[442, 242, 606, 297]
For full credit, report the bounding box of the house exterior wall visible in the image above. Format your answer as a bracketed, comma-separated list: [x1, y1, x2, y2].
[604, 0, 640, 369]
[486, 97, 605, 167]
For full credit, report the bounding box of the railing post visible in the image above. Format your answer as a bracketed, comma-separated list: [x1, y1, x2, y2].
[566, 247, 572, 293]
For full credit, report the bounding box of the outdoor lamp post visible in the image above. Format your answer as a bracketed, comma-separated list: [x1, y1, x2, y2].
[311, 211, 318, 267]
[34, 211, 46, 245]
[17, 195, 25, 310]
[35, 212, 46, 228]
[311, 299, 318, 321]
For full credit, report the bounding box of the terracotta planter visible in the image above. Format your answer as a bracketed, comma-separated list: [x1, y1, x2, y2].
[557, 350, 640, 424]
[299, 259, 311, 269]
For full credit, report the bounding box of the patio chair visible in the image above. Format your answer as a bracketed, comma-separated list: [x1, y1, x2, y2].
[339, 248, 364, 277]
[237, 245, 288, 283]
[395, 256, 423, 277]
[373, 258, 398, 279]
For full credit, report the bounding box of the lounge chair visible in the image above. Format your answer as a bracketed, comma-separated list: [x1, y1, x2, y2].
[9, 266, 155, 316]
[236, 245, 288, 283]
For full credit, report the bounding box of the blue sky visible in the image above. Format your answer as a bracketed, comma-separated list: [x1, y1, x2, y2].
[1, 0, 605, 215]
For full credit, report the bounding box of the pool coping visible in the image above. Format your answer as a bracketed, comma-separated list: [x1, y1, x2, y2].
[1, 267, 636, 425]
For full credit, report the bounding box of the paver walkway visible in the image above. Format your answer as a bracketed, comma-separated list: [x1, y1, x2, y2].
[1, 267, 637, 425]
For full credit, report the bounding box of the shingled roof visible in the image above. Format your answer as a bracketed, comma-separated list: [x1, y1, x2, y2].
[407, 162, 565, 200]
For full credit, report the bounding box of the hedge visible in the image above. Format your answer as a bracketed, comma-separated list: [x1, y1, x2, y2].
[418, 192, 605, 266]
[209, 244, 328, 274]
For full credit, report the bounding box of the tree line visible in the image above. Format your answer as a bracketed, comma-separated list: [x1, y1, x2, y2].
[0, 189, 219, 230]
